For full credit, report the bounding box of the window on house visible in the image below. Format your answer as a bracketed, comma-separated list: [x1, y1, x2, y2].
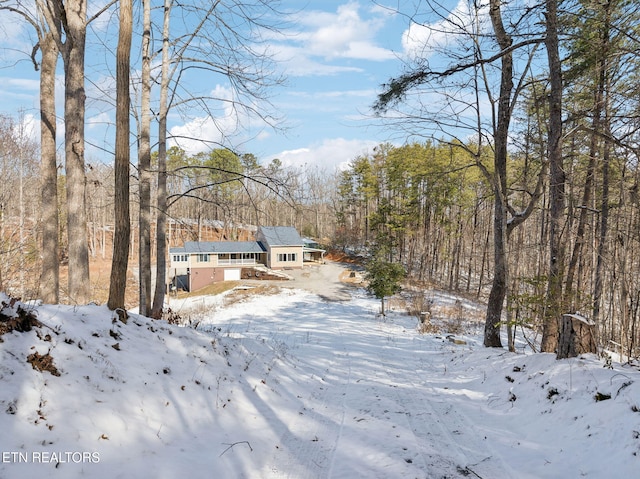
[172, 254, 188, 262]
[277, 253, 297, 262]
[196, 254, 210, 262]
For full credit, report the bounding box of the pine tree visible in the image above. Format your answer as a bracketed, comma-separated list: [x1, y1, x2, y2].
[365, 247, 405, 316]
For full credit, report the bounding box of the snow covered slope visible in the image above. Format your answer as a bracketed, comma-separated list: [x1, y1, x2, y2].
[1, 289, 639, 478]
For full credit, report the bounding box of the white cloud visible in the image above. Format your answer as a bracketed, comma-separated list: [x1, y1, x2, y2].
[281, 88, 377, 116]
[315, 89, 377, 99]
[275, 47, 363, 77]
[304, 2, 393, 61]
[0, 11, 34, 60]
[342, 41, 394, 61]
[271, 137, 381, 171]
[255, 130, 271, 141]
[87, 2, 117, 33]
[0, 77, 39, 92]
[169, 116, 229, 155]
[402, 0, 490, 60]
[168, 85, 242, 155]
[87, 112, 111, 129]
[272, 1, 394, 77]
[402, 22, 436, 59]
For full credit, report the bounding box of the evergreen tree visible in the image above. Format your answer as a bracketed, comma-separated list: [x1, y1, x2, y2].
[365, 247, 405, 316]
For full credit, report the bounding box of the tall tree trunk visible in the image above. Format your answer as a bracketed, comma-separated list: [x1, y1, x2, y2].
[593, 130, 611, 328]
[564, 129, 597, 308]
[39, 30, 59, 304]
[63, 0, 90, 304]
[138, 0, 152, 316]
[565, 0, 612, 345]
[151, 0, 172, 319]
[484, 0, 513, 348]
[484, 189, 508, 348]
[591, 0, 614, 345]
[108, 0, 132, 311]
[542, 0, 565, 354]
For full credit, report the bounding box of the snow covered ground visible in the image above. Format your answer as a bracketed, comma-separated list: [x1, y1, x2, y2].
[1, 274, 639, 478]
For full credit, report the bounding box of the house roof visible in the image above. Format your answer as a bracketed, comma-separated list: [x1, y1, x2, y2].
[169, 226, 304, 256]
[259, 226, 303, 246]
[173, 241, 265, 254]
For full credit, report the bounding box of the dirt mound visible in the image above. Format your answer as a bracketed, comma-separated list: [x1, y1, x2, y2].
[325, 250, 365, 264]
[241, 267, 288, 281]
[339, 269, 365, 285]
[0, 297, 42, 337]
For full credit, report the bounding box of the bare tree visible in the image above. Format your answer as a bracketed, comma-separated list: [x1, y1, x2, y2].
[55, 0, 91, 303]
[138, 0, 152, 316]
[150, 0, 172, 319]
[107, 0, 132, 311]
[33, 0, 116, 304]
[374, 0, 545, 348]
[539, 0, 566, 354]
[38, 27, 60, 304]
[482, 0, 516, 348]
[0, 114, 40, 297]
[1, 1, 60, 302]
[134, 0, 286, 316]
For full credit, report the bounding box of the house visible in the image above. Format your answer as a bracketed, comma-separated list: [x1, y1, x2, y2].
[169, 226, 324, 291]
[256, 226, 304, 270]
[302, 238, 327, 263]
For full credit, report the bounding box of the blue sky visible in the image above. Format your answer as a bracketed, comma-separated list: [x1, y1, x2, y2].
[251, 1, 408, 169]
[0, 1, 459, 171]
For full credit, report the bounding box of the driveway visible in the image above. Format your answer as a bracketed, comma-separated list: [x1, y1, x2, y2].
[280, 261, 363, 302]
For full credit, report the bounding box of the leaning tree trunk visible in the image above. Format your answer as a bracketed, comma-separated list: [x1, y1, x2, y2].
[484, 189, 508, 347]
[483, 0, 514, 348]
[107, 0, 132, 311]
[39, 30, 59, 304]
[63, 0, 90, 305]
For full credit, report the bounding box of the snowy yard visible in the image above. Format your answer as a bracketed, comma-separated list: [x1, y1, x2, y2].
[1, 275, 639, 478]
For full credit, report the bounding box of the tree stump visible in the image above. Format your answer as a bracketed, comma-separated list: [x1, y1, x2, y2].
[557, 313, 597, 359]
